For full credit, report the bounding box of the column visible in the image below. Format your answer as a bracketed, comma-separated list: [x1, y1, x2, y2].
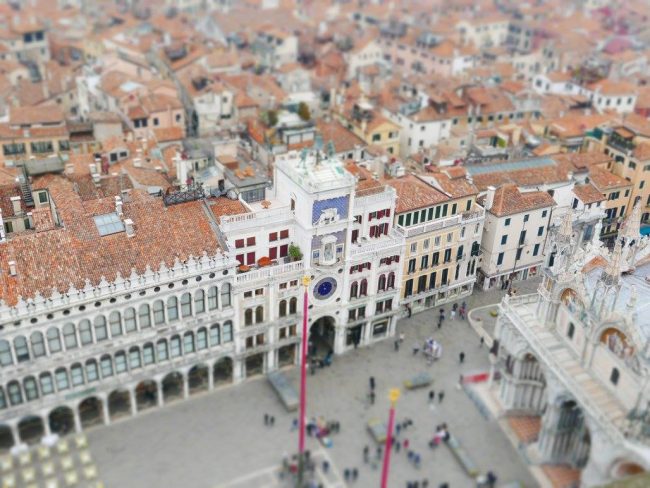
[42, 415, 52, 437]
[73, 410, 82, 433]
[208, 365, 214, 390]
[233, 359, 243, 383]
[183, 374, 189, 399]
[130, 389, 138, 416]
[102, 399, 111, 425]
[10, 423, 19, 446]
[156, 382, 164, 407]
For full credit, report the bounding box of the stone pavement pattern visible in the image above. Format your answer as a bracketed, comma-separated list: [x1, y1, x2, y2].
[85, 283, 537, 488]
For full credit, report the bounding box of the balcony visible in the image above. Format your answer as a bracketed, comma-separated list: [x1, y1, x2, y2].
[219, 205, 293, 233]
[235, 259, 304, 285]
[396, 207, 485, 238]
[350, 229, 404, 257]
[354, 184, 396, 206]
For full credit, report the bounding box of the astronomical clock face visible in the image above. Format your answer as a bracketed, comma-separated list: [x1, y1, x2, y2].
[313, 276, 337, 300]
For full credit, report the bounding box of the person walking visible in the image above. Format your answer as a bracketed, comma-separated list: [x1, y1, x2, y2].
[394, 339, 400, 351]
[370, 391, 376, 405]
[428, 390, 435, 404]
[363, 445, 369, 463]
[352, 468, 358, 481]
[403, 438, 410, 450]
[412, 342, 420, 355]
[369, 376, 375, 391]
[459, 351, 465, 363]
[264, 413, 269, 425]
[480, 336, 485, 348]
[407, 304, 412, 318]
[450, 308, 456, 320]
[438, 391, 445, 403]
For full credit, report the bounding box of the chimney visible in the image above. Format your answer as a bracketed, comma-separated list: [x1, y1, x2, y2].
[115, 196, 123, 217]
[485, 185, 496, 210]
[88, 163, 97, 174]
[121, 189, 132, 203]
[0, 210, 5, 242]
[124, 218, 135, 237]
[8, 261, 17, 276]
[10, 196, 21, 215]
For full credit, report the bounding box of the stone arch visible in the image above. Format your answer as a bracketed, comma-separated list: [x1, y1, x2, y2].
[108, 390, 131, 420]
[49, 406, 75, 435]
[18, 416, 44, 445]
[559, 287, 584, 312]
[78, 397, 103, 428]
[610, 459, 647, 479]
[213, 357, 233, 386]
[135, 380, 158, 411]
[162, 372, 184, 402]
[0, 424, 14, 452]
[309, 315, 336, 356]
[188, 364, 209, 394]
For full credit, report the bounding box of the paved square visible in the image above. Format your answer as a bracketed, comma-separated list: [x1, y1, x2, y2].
[86, 285, 538, 488]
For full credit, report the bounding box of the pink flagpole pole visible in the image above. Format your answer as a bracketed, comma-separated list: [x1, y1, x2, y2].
[380, 389, 400, 488]
[297, 276, 310, 485]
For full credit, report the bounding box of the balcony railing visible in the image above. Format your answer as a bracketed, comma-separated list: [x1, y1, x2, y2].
[219, 205, 293, 233]
[235, 260, 304, 284]
[397, 207, 485, 238]
[350, 229, 404, 257]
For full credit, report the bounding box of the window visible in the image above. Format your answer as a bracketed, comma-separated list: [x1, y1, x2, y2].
[410, 243, 417, 253]
[408, 259, 416, 273]
[505, 218, 510, 226]
[497, 252, 504, 266]
[444, 249, 452, 263]
[610, 367, 620, 386]
[40, 373, 54, 395]
[123, 307, 137, 332]
[245, 309, 253, 326]
[184, 333, 195, 353]
[255, 306, 264, 323]
[14, 336, 29, 362]
[86, 360, 99, 382]
[94, 213, 125, 236]
[533, 243, 540, 256]
[197, 329, 208, 350]
[501, 235, 507, 245]
[170, 336, 182, 357]
[350, 282, 358, 298]
[153, 300, 165, 325]
[289, 297, 297, 314]
[47, 327, 62, 352]
[157, 340, 169, 361]
[138, 304, 151, 329]
[94, 316, 108, 341]
[55, 368, 69, 390]
[23, 377, 38, 400]
[167, 296, 179, 321]
[378, 274, 387, 291]
[523, 214, 529, 222]
[71, 364, 84, 386]
[143, 343, 155, 364]
[222, 321, 233, 342]
[101, 355, 114, 377]
[129, 348, 141, 369]
[31, 332, 46, 358]
[221, 283, 231, 307]
[567, 322, 575, 339]
[208, 287, 218, 310]
[279, 300, 287, 317]
[77, 320, 92, 345]
[537, 226, 544, 237]
[8, 382, 22, 405]
[0, 388, 5, 409]
[109, 311, 122, 337]
[63, 323, 78, 349]
[519, 230, 526, 246]
[516, 248, 522, 260]
[194, 290, 205, 314]
[210, 324, 221, 346]
[115, 351, 127, 373]
[181, 293, 192, 317]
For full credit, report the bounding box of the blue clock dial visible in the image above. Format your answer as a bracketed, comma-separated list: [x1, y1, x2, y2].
[313, 277, 337, 300]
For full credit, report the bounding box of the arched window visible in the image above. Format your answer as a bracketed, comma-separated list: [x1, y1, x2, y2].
[387, 272, 395, 289]
[350, 281, 358, 299]
[153, 300, 165, 325]
[221, 283, 231, 307]
[378, 274, 386, 292]
[167, 297, 179, 321]
[208, 286, 218, 310]
[39, 373, 54, 395]
[55, 368, 69, 390]
[124, 307, 137, 333]
[183, 332, 195, 353]
[156, 340, 169, 361]
[255, 306, 264, 323]
[610, 367, 620, 386]
[0, 387, 6, 409]
[139, 304, 151, 329]
[114, 351, 127, 373]
[7, 381, 22, 405]
[143, 343, 155, 365]
[47, 327, 62, 353]
[360, 279, 368, 296]
[14, 336, 29, 362]
[30, 331, 45, 358]
[279, 300, 287, 317]
[194, 290, 205, 314]
[70, 363, 84, 386]
[100, 355, 113, 377]
[78, 320, 93, 345]
[210, 324, 221, 346]
[289, 297, 297, 314]
[170, 335, 182, 357]
[109, 311, 122, 337]
[94, 316, 108, 341]
[245, 309, 253, 326]
[23, 376, 38, 401]
[197, 328, 208, 350]
[129, 347, 141, 369]
[181, 293, 192, 317]
[0, 340, 13, 366]
[85, 359, 99, 382]
[223, 321, 233, 342]
[63, 323, 78, 349]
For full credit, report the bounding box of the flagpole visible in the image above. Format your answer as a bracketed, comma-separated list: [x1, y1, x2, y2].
[297, 275, 311, 487]
[380, 388, 400, 488]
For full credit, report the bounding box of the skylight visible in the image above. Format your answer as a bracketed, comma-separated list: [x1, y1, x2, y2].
[94, 213, 125, 236]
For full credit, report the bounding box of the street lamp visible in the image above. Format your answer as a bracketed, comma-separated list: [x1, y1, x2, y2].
[297, 275, 311, 487]
[380, 388, 401, 488]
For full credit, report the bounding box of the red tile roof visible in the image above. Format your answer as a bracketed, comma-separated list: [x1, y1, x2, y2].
[481, 184, 555, 217]
[387, 174, 448, 213]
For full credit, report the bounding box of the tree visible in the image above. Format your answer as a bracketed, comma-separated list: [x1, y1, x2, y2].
[266, 110, 278, 127]
[297, 102, 311, 121]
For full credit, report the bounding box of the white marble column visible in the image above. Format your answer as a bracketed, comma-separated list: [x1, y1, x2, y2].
[102, 399, 111, 425]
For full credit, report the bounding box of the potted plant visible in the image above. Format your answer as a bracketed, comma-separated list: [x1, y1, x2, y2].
[257, 256, 272, 267]
[238, 264, 251, 273]
[288, 243, 303, 262]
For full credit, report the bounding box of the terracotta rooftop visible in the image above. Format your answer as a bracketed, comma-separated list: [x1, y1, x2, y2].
[207, 197, 249, 223]
[9, 106, 65, 126]
[573, 183, 605, 205]
[588, 167, 631, 191]
[386, 174, 448, 213]
[481, 184, 555, 217]
[316, 119, 366, 154]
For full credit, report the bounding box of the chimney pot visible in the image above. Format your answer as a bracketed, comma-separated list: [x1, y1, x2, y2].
[8, 261, 17, 276]
[124, 218, 135, 237]
[485, 185, 496, 211]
